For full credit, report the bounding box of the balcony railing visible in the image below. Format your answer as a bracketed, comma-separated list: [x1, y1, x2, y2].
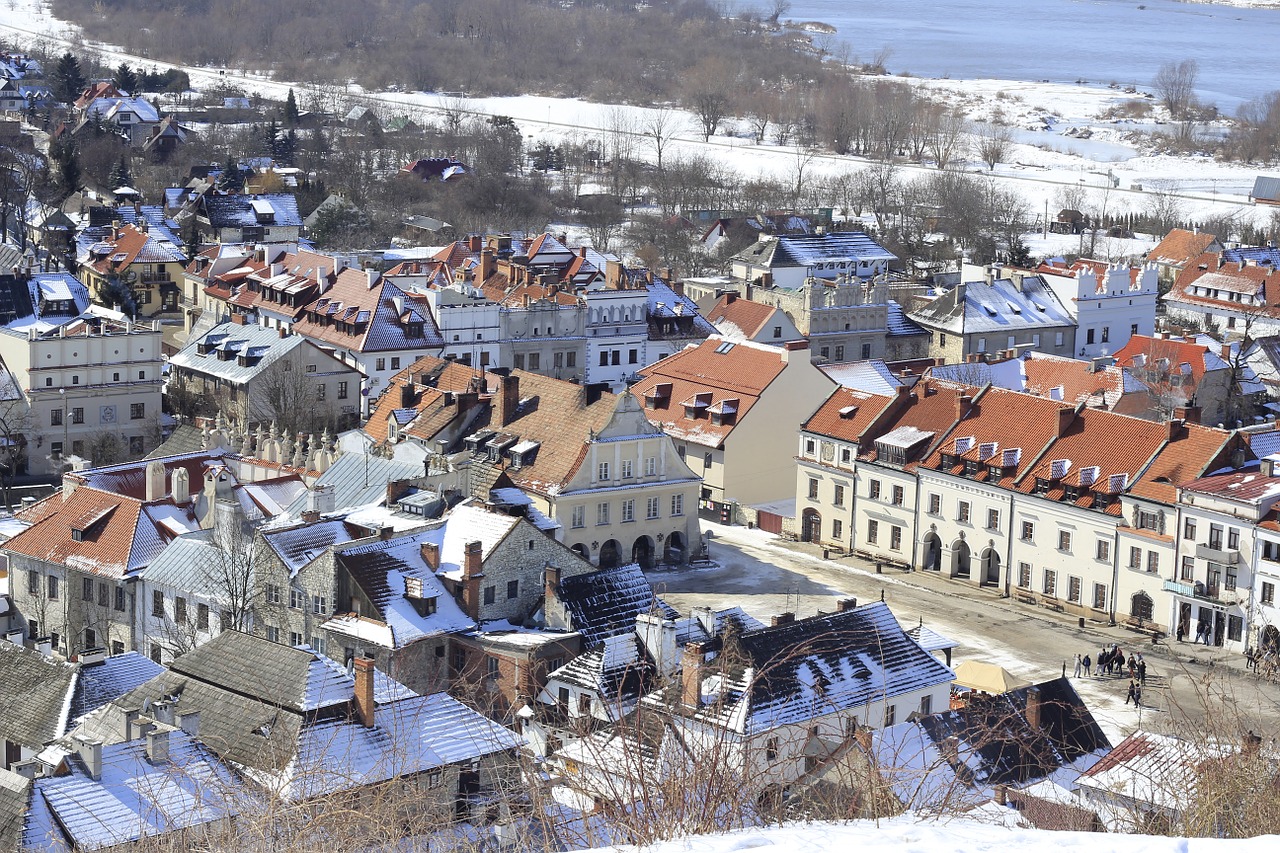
[1196, 543, 1240, 564]
[1164, 579, 1227, 604]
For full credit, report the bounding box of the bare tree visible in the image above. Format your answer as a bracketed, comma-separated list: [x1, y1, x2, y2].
[641, 107, 681, 175]
[925, 107, 967, 170]
[0, 371, 29, 508]
[974, 120, 1014, 171]
[684, 59, 735, 142]
[1154, 59, 1199, 121]
[251, 360, 336, 437]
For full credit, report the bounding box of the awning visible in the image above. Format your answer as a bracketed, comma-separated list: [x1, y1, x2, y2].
[951, 660, 1031, 694]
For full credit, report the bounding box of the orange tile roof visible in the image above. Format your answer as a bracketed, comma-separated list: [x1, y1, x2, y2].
[922, 386, 1071, 486]
[1147, 229, 1219, 268]
[1111, 334, 1222, 387]
[705, 295, 778, 339]
[6, 486, 193, 577]
[857, 379, 968, 465]
[1167, 253, 1280, 314]
[84, 224, 154, 276]
[1129, 422, 1234, 504]
[1015, 407, 1169, 503]
[631, 338, 790, 448]
[802, 387, 895, 444]
[1021, 354, 1129, 407]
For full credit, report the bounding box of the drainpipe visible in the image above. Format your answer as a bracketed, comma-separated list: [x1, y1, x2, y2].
[1003, 489, 1015, 598]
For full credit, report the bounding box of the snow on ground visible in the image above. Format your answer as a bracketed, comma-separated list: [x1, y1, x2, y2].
[1, 0, 1276, 260]
[572, 815, 1277, 853]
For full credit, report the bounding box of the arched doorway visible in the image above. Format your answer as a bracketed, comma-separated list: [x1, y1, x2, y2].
[921, 532, 941, 571]
[599, 539, 621, 569]
[980, 548, 1000, 586]
[632, 535, 655, 569]
[570, 543, 589, 561]
[665, 531, 686, 564]
[801, 508, 822, 543]
[1131, 591, 1154, 622]
[950, 540, 971, 579]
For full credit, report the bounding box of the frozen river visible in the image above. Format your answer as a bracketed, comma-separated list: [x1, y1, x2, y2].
[786, 0, 1280, 111]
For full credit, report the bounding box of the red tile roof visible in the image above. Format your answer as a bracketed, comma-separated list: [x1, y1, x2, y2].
[922, 386, 1072, 486]
[705, 295, 780, 340]
[801, 387, 895, 444]
[1147, 229, 1219, 269]
[1111, 334, 1221, 387]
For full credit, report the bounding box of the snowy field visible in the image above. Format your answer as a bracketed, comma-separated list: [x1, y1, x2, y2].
[1, 0, 1277, 260]
[571, 815, 1280, 853]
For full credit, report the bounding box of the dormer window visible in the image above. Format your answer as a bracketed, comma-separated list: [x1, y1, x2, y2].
[683, 392, 712, 419]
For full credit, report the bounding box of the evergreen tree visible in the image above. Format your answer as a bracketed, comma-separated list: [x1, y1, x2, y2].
[284, 88, 300, 127]
[217, 155, 243, 192]
[50, 138, 80, 200]
[261, 120, 281, 158]
[113, 63, 138, 94]
[51, 51, 87, 104]
[108, 156, 132, 190]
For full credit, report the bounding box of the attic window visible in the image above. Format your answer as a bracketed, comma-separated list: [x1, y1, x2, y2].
[1107, 473, 1128, 493]
[713, 341, 736, 355]
[1000, 448, 1021, 468]
[977, 441, 998, 461]
[838, 405, 859, 420]
[683, 392, 712, 419]
[1079, 466, 1100, 487]
[1049, 459, 1071, 480]
[954, 436, 975, 454]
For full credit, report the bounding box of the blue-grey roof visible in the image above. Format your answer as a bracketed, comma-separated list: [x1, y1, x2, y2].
[281, 453, 426, 517]
[820, 360, 905, 395]
[1250, 429, 1280, 459]
[1251, 176, 1280, 202]
[68, 654, 165, 724]
[1223, 244, 1280, 266]
[887, 300, 928, 337]
[647, 279, 716, 335]
[114, 205, 185, 257]
[774, 232, 897, 267]
[169, 322, 319, 386]
[262, 518, 364, 576]
[908, 274, 1074, 335]
[203, 193, 303, 229]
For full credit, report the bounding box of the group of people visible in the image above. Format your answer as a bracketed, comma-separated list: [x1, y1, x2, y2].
[1073, 646, 1148, 708]
[1175, 619, 1215, 645]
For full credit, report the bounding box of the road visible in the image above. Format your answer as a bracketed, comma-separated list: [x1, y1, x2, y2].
[646, 521, 1280, 745]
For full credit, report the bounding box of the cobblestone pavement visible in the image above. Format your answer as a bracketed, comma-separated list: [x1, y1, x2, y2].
[646, 521, 1280, 744]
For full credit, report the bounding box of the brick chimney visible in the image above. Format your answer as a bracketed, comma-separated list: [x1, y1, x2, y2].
[771, 612, 795, 627]
[462, 541, 484, 617]
[478, 248, 496, 282]
[681, 641, 707, 710]
[956, 394, 972, 421]
[1025, 686, 1041, 730]
[421, 541, 440, 571]
[1174, 405, 1201, 424]
[495, 373, 520, 427]
[780, 339, 809, 364]
[301, 509, 320, 523]
[353, 656, 376, 728]
[1056, 406, 1074, 437]
[544, 564, 561, 603]
[837, 597, 858, 612]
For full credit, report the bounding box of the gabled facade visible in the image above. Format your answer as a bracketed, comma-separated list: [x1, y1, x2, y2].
[704, 292, 803, 346]
[1162, 249, 1280, 339]
[76, 222, 186, 316]
[1145, 228, 1222, 287]
[1033, 259, 1159, 358]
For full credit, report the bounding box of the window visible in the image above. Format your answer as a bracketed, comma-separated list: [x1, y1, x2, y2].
[645, 456, 656, 476]
[312, 595, 327, 615]
[1228, 614, 1243, 642]
[290, 632, 304, 647]
[621, 460, 633, 479]
[338, 381, 348, 399]
[1043, 569, 1057, 597]
[957, 501, 970, 523]
[834, 484, 845, 507]
[50, 441, 62, 458]
[703, 452, 712, 468]
[507, 580, 519, 600]
[869, 480, 881, 500]
[1181, 555, 1195, 581]
[376, 358, 386, 371]
[1096, 540, 1111, 562]
[1068, 575, 1082, 603]
[1020, 521, 1034, 542]
[82, 577, 93, 601]
[986, 509, 999, 530]
[890, 526, 902, 551]
[804, 439, 816, 456]
[808, 478, 819, 499]
[317, 384, 326, 400]
[861, 343, 872, 360]
[1093, 583, 1108, 610]
[919, 695, 932, 715]
[867, 520, 879, 544]
[646, 497, 660, 519]
[1138, 511, 1160, 531]
[571, 506, 585, 528]
[483, 586, 496, 606]
[598, 462, 610, 481]
[306, 364, 317, 373]
[884, 704, 896, 727]
[928, 494, 941, 515]
[1226, 565, 1238, 591]
[598, 351, 609, 367]
[1263, 582, 1276, 606]
[1146, 551, 1159, 574]
[290, 588, 305, 610]
[26, 569, 38, 595]
[1018, 562, 1031, 589]
[1086, 328, 1095, 345]
[1101, 326, 1110, 343]
[772, 326, 782, 339]
[150, 643, 162, 663]
[46, 575, 58, 600]
[391, 357, 401, 370]
[197, 603, 209, 630]
[834, 345, 844, 361]
[1055, 331, 1064, 347]
[152, 589, 164, 616]
[1228, 528, 1240, 550]
[1129, 547, 1142, 569]
[629, 349, 638, 364]
[1209, 524, 1223, 549]
[50, 408, 62, 426]
[528, 353, 540, 370]
[832, 519, 843, 540]
[1058, 530, 1072, 552]
[266, 584, 282, 605]
[71, 407, 83, 424]
[840, 448, 852, 465]
[671, 494, 683, 516]
[765, 737, 779, 762]
[114, 587, 125, 612]
[621, 500, 635, 522]
[892, 485, 904, 506]
[597, 502, 610, 525]
[130, 402, 145, 420]
[175, 597, 187, 624]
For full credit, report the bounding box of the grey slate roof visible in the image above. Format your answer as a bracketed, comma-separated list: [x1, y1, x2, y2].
[0, 767, 29, 853]
[202, 193, 303, 229]
[144, 424, 205, 459]
[67, 653, 165, 724]
[908, 274, 1074, 336]
[886, 300, 928, 337]
[0, 642, 77, 750]
[1250, 175, 1280, 202]
[261, 517, 365, 576]
[281, 453, 426, 517]
[555, 562, 677, 647]
[170, 321, 318, 386]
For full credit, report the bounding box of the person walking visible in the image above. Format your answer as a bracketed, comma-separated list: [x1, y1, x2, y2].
[1177, 622, 1186, 643]
[1127, 654, 1137, 679]
[1125, 680, 1138, 705]
[1137, 656, 1147, 686]
[1083, 653, 1092, 677]
[1073, 653, 1083, 678]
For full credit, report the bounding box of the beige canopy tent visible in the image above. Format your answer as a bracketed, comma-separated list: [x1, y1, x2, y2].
[951, 660, 1031, 694]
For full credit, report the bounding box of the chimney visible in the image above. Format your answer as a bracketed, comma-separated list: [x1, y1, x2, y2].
[1168, 418, 1185, 441]
[543, 564, 561, 602]
[35, 637, 52, 657]
[1056, 406, 1074, 437]
[366, 268, 379, 289]
[301, 509, 320, 523]
[145, 728, 170, 765]
[421, 541, 441, 571]
[171, 467, 190, 504]
[230, 312, 247, 325]
[353, 656, 376, 728]
[780, 339, 809, 363]
[462, 540, 484, 617]
[478, 248, 496, 282]
[144, 459, 165, 502]
[1221, 343, 1233, 362]
[635, 612, 679, 676]
[681, 641, 707, 710]
[1174, 405, 1201, 424]
[278, 326, 287, 339]
[1025, 686, 1042, 730]
[956, 394, 972, 421]
[77, 647, 107, 666]
[995, 784, 1008, 806]
[496, 373, 520, 427]
[725, 292, 737, 304]
[75, 736, 103, 781]
[770, 612, 795, 627]
[177, 710, 200, 738]
[151, 699, 176, 727]
[837, 597, 858, 612]
[379, 524, 395, 541]
[464, 540, 483, 577]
